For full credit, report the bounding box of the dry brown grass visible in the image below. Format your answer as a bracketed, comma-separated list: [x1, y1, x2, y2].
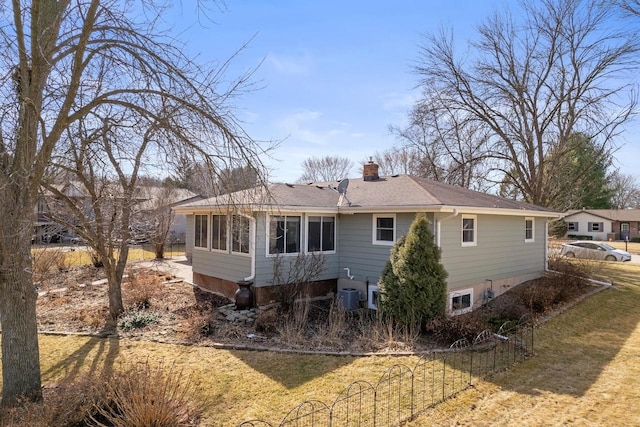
[407, 261, 640, 426]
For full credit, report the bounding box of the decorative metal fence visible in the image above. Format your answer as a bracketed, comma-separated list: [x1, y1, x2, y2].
[238, 314, 534, 427]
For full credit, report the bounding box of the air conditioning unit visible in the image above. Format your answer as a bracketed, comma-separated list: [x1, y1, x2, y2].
[367, 285, 380, 310]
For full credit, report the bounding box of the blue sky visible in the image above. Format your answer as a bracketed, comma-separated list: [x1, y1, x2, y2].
[166, 1, 640, 183]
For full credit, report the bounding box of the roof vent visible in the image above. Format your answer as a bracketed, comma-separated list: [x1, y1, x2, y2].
[363, 159, 379, 181]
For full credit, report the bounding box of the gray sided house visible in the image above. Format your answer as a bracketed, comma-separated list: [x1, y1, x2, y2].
[562, 209, 640, 241]
[174, 163, 560, 314]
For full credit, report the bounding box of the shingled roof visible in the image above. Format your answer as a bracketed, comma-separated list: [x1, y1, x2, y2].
[563, 209, 640, 221]
[176, 174, 557, 215]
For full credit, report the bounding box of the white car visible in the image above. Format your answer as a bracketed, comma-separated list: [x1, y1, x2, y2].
[560, 241, 631, 262]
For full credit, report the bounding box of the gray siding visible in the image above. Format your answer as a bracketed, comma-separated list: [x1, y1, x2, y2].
[185, 214, 194, 258]
[189, 209, 548, 295]
[439, 214, 546, 290]
[191, 248, 251, 282]
[338, 212, 434, 284]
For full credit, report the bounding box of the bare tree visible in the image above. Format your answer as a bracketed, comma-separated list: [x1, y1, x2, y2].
[413, 0, 638, 206]
[0, 1, 268, 406]
[609, 171, 640, 209]
[389, 101, 491, 190]
[133, 183, 192, 259]
[297, 155, 354, 183]
[617, 0, 640, 14]
[365, 147, 423, 176]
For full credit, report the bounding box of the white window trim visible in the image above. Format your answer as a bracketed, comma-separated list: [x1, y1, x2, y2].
[210, 214, 229, 253]
[266, 214, 302, 257]
[194, 214, 209, 251]
[231, 214, 252, 257]
[372, 214, 396, 246]
[449, 288, 474, 315]
[461, 214, 477, 247]
[305, 214, 337, 255]
[525, 217, 535, 243]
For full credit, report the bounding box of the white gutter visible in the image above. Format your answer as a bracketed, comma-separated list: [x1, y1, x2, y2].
[437, 209, 459, 247]
[244, 216, 257, 282]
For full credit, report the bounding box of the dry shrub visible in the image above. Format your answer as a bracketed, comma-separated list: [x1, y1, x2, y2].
[312, 297, 348, 347]
[1, 363, 204, 427]
[0, 372, 109, 427]
[192, 287, 231, 308]
[351, 312, 388, 350]
[93, 361, 204, 427]
[255, 307, 279, 334]
[32, 249, 67, 280]
[517, 283, 560, 313]
[180, 306, 216, 342]
[70, 307, 107, 329]
[123, 271, 162, 309]
[425, 314, 491, 346]
[279, 298, 310, 346]
[519, 259, 592, 314]
[349, 311, 420, 351]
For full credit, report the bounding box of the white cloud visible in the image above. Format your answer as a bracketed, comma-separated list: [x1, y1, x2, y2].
[382, 91, 417, 112]
[267, 51, 313, 75]
[276, 110, 349, 146]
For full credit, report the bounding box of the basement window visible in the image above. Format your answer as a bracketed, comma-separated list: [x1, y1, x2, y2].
[450, 288, 473, 315]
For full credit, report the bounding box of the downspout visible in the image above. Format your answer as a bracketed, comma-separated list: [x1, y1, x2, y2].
[244, 216, 257, 281]
[545, 217, 611, 287]
[437, 209, 459, 247]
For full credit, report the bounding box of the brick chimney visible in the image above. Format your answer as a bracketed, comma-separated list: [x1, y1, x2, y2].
[363, 160, 379, 181]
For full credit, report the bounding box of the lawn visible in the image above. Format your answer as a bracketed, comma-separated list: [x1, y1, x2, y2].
[407, 261, 640, 426]
[4, 259, 640, 426]
[32, 243, 186, 267]
[35, 335, 423, 425]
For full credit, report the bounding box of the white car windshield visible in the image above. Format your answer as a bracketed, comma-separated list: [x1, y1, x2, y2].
[600, 243, 616, 251]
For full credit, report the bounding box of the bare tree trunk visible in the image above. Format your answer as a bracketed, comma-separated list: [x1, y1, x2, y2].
[105, 268, 124, 325]
[0, 188, 42, 405]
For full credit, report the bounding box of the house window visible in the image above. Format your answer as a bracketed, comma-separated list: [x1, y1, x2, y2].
[461, 215, 477, 247]
[231, 215, 250, 254]
[308, 215, 335, 252]
[450, 288, 473, 314]
[588, 222, 603, 232]
[373, 214, 395, 245]
[567, 222, 578, 232]
[194, 214, 208, 249]
[211, 215, 227, 251]
[269, 215, 301, 254]
[525, 217, 534, 242]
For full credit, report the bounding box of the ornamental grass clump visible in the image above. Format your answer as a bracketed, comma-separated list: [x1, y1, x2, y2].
[93, 361, 204, 427]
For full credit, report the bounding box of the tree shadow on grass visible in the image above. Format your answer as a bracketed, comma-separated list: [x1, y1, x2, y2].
[484, 282, 640, 397]
[227, 349, 356, 389]
[41, 335, 120, 384]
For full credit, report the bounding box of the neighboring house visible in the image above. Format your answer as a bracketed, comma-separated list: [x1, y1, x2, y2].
[175, 162, 561, 314]
[133, 187, 204, 244]
[562, 209, 640, 241]
[35, 183, 200, 243]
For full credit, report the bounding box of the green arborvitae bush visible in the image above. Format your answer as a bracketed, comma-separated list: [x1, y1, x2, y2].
[378, 213, 448, 328]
